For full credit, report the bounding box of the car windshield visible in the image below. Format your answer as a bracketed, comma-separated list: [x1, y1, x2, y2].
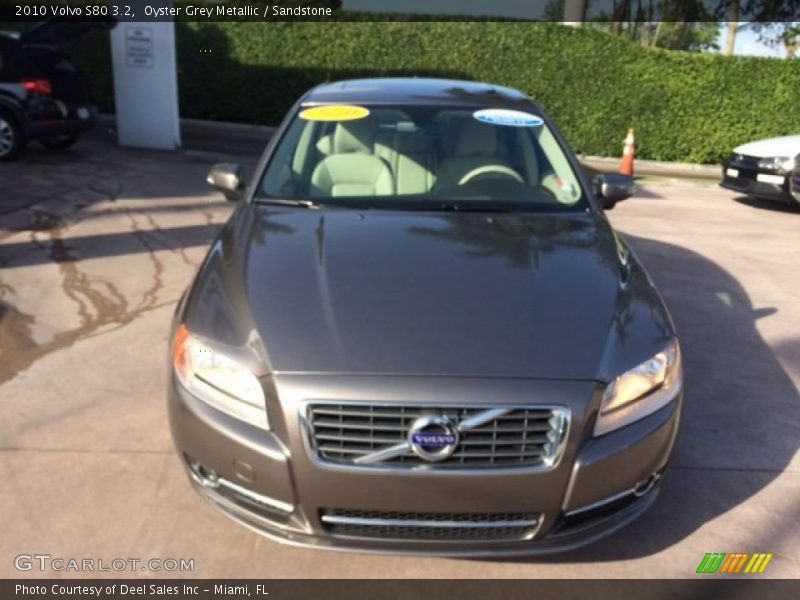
[257, 104, 588, 212]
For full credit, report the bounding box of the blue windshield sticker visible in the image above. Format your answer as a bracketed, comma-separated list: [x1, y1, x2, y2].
[473, 109, 544, 128]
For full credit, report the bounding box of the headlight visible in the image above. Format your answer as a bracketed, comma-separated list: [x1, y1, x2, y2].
[172, 324, 268, 429]
[757, 156, 794, 173]
[594, 340, 682, 436]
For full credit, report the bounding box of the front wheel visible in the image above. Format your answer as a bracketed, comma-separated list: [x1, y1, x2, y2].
[39, 133, 80, 150]
[0, 112, 26, 161]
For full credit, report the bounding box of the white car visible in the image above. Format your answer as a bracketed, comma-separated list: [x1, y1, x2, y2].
[793, 155, 800, 204]
[720, 135, 800, 207]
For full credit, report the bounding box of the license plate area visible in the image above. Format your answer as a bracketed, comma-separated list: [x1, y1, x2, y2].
[756, 173, 785, 185]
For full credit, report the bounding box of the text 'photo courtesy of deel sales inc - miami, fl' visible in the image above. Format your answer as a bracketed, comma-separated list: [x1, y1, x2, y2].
[14, 583, 269, 598]
[15, 583, 270, 597]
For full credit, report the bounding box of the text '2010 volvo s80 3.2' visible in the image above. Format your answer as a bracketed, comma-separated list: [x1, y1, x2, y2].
[167, 78, 683, 556]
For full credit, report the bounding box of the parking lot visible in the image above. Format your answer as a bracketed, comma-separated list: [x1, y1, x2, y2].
[1, 136, 798, 578]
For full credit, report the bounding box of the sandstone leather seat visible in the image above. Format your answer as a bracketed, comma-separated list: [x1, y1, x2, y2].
[310, 120, 395, 198]
[317, 125, 435, 196]
[376, 127, 436, 195]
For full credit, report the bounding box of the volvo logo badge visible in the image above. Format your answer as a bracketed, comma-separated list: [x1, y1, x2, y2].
[408, 415, 459, 462]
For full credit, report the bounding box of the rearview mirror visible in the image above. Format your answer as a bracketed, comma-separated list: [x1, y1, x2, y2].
[594, 173, 635, 210]
[207, 163, 245, 202]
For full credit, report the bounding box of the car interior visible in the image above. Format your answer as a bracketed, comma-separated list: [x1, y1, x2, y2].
[261, 107, 584, 207]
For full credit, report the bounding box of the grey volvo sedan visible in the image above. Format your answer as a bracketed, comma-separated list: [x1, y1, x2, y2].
[168, 78, 683, 555]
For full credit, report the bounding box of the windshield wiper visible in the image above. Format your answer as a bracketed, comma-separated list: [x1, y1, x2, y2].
[256, 198, 319, 209]
[436, 203, 517, 213]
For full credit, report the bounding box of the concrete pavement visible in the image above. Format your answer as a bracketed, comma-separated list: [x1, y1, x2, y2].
[579, 155, 721, 181]
[1, 136, 798, 578]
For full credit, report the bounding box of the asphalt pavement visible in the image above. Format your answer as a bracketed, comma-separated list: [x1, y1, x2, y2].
[1, 133, 798, 578]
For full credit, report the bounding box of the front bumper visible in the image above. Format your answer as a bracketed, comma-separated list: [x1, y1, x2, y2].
[168, 374, 681, 556]
[720, 160, 795, 204]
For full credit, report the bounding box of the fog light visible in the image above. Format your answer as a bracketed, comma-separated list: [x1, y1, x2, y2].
[186, 455, 219, 488]
[183, 454, 294, 516]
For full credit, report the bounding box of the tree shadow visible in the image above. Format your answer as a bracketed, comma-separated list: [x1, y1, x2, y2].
[484, 232, 800, 562]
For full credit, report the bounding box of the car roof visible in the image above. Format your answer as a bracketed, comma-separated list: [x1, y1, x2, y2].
[302, 78, 539, 110]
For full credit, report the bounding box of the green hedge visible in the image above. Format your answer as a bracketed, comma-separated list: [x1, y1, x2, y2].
[72, 22, 800, 163]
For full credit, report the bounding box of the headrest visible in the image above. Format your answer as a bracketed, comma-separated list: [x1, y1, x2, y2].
[333, 120, 375, 154]
[453, 118, 498, 156]
[315, 134, 332, 155]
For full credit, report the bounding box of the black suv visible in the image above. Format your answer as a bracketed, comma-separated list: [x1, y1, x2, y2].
[0, 18, 115, 161]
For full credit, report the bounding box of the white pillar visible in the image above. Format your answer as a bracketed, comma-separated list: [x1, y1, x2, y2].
[109, 1, 180, 149]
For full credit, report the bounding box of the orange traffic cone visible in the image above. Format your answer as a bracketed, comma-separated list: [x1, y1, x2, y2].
[620, 128, 636, 176]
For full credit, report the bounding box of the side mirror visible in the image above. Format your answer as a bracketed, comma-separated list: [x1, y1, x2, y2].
[594, 173, 635, 210]
[207, 163, 245, 202]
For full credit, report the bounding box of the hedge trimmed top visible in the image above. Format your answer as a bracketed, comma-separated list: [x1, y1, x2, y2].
[72, 21, 800, 164]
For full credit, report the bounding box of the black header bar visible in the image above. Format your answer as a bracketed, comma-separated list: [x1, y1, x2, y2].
[2, 0, 799, 23]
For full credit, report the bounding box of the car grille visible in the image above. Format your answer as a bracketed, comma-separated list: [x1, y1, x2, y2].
[305, 403, 569, 470]
[729, 153, 760, 170]
[320, 509, 540, 541]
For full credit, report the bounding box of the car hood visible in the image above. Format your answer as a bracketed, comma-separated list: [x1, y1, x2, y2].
[733, 135, 800, 158]
[20, 17, 116, 47]
[185, 206, 674, 381]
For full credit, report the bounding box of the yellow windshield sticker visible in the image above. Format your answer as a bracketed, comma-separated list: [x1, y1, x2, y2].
[299, 105, 370, 122]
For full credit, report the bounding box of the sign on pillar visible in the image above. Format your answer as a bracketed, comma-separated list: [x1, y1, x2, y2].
[110, 1, 181, 149]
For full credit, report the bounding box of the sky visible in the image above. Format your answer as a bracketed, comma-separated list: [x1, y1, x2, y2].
[722, 24, 786, 58]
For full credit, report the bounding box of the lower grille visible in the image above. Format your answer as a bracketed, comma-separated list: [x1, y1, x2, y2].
[305, 403, 569, 470]
[321, 509, 539, 541]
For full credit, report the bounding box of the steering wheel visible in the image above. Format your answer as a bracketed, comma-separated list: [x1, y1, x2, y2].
[459, 165, 524, 186]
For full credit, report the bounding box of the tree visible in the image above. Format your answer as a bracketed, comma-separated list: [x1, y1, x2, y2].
[584, 0, 720, 51]
[543, 0, 566, 21]
[562, 0, 588, 25]
[725, 0, 739, 55]
[659, 22, 721, 51]
[747, 22, 800, 58]
[708, 0, 800, 57]
[789, 28, 800, 58]
[587, 20, 720, 51]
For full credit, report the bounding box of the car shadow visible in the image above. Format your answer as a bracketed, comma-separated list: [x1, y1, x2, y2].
[481, 232, 800, 562]
[732, 195, 800, 214]
[630, 185, 666, 199]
